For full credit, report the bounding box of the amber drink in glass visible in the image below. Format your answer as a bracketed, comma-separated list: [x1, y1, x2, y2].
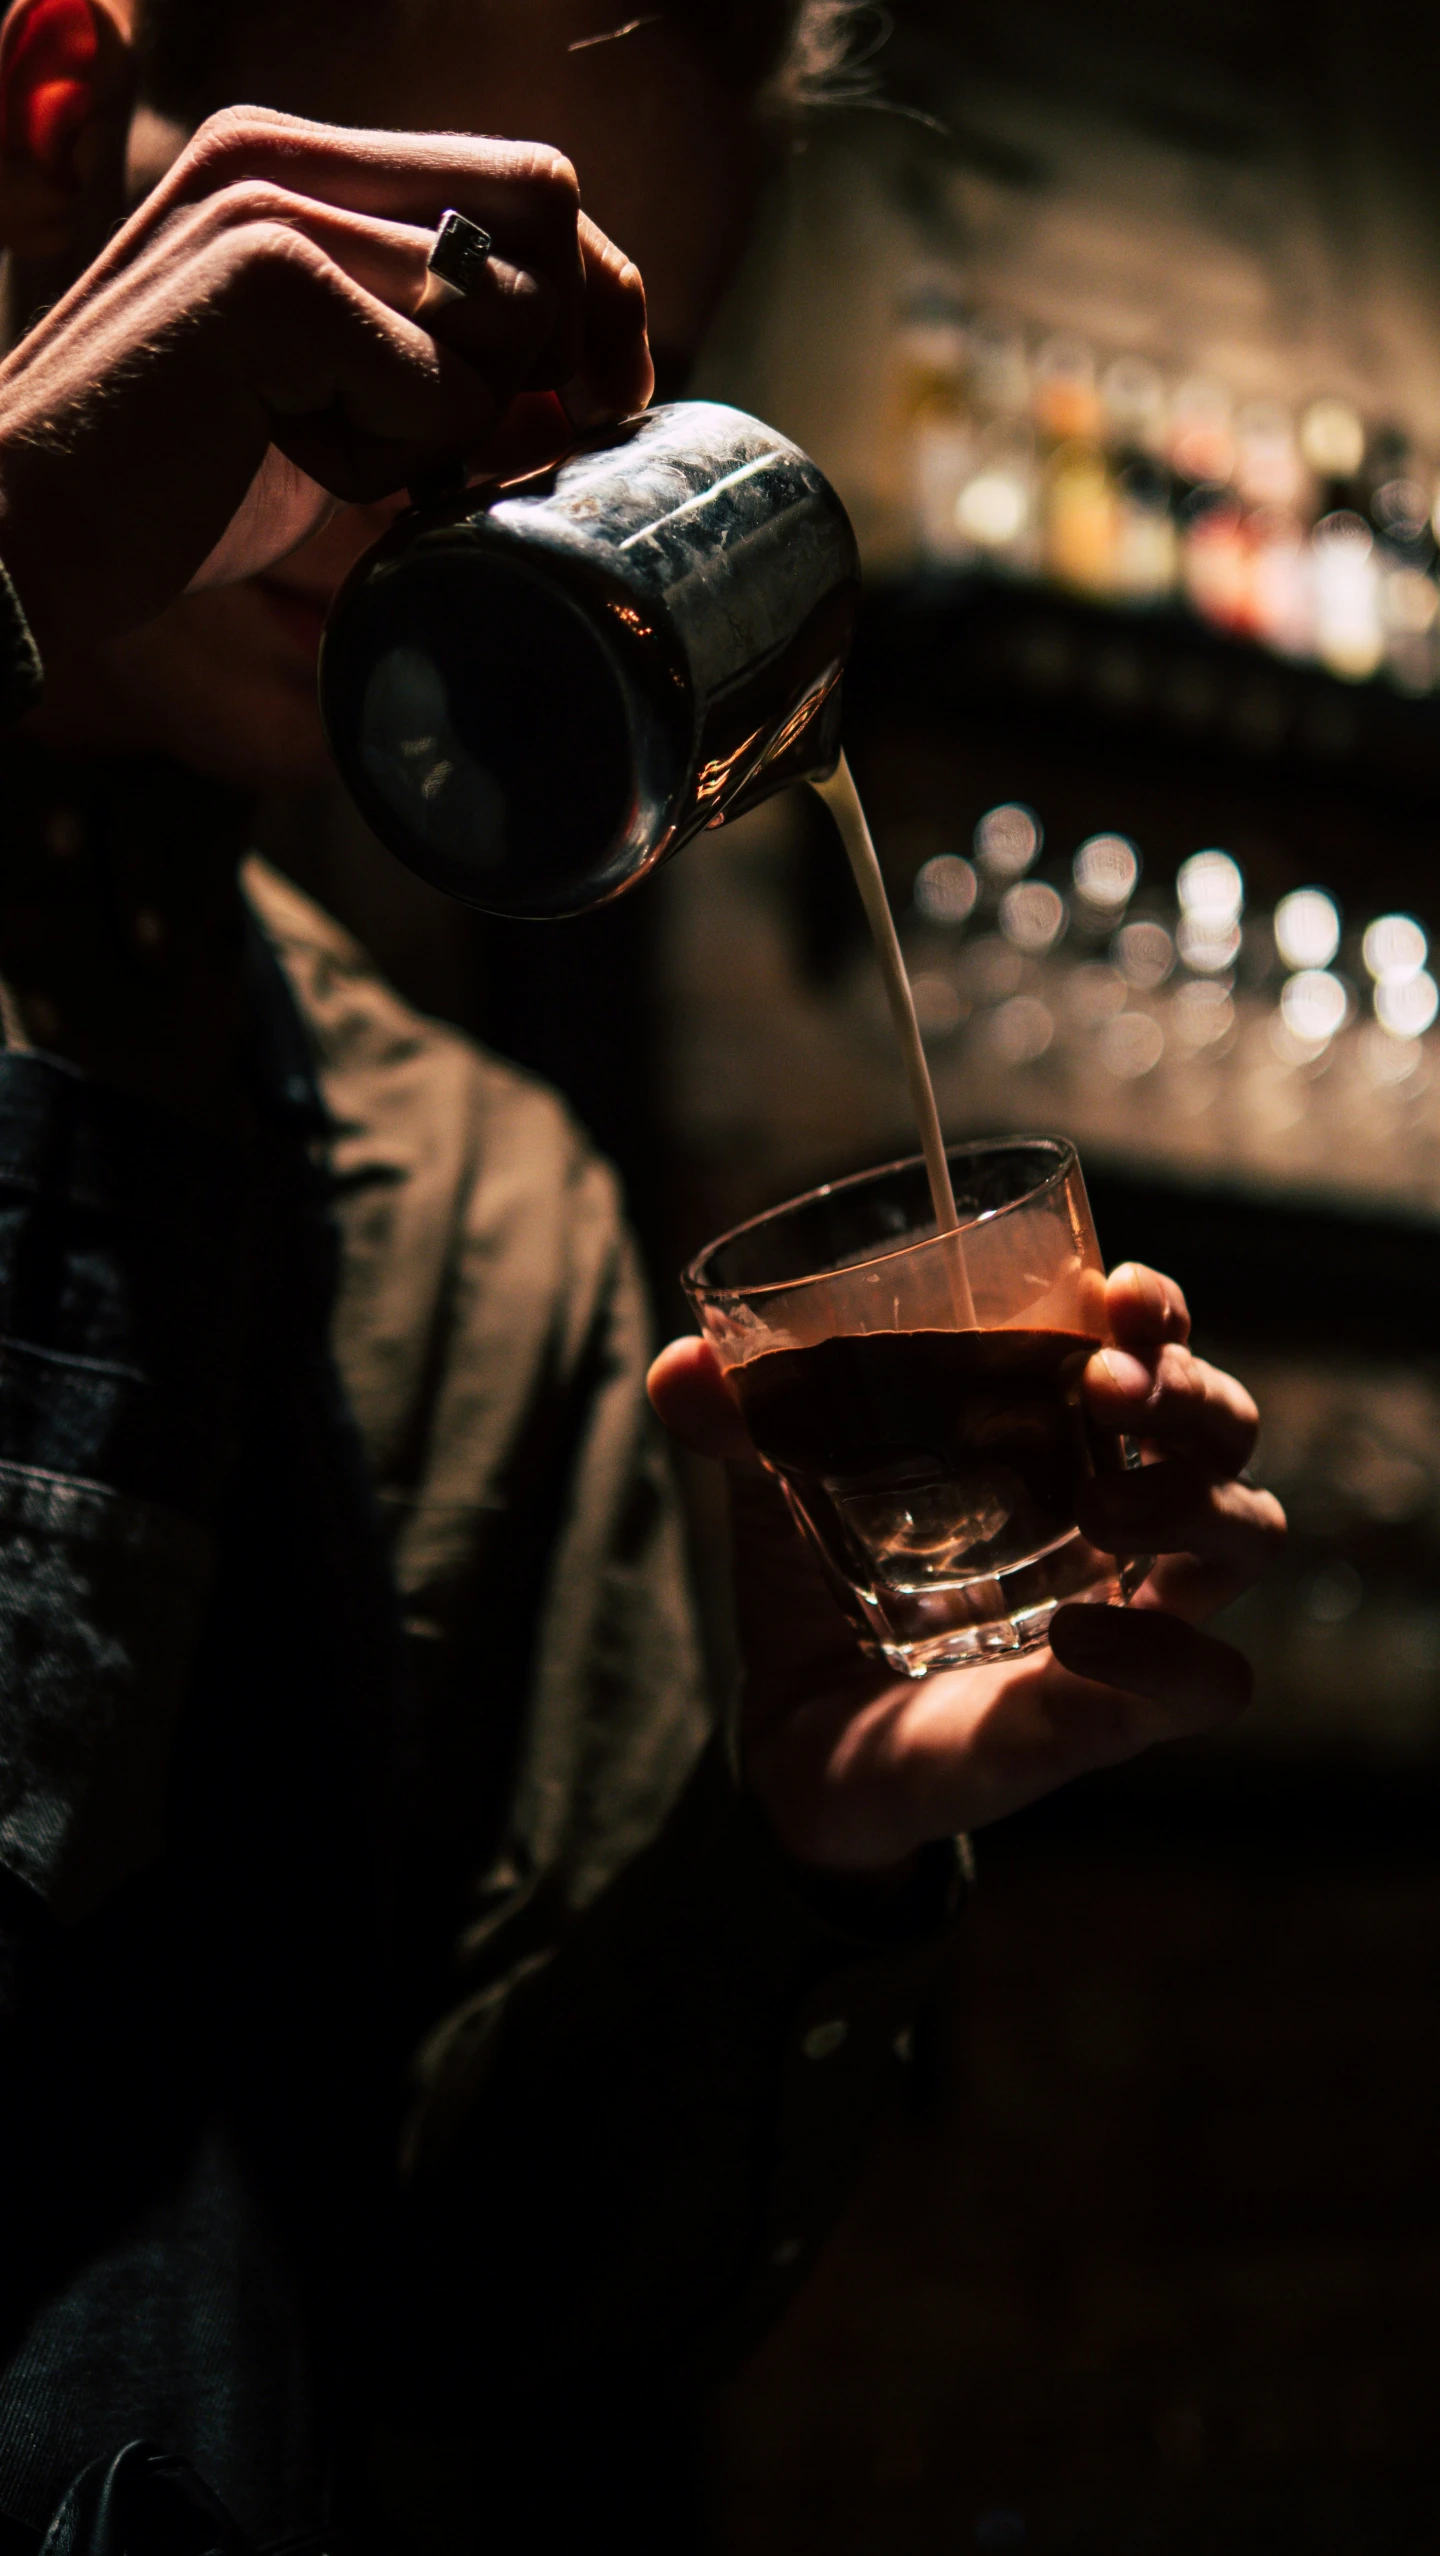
[684, 1139, 1145, 1677]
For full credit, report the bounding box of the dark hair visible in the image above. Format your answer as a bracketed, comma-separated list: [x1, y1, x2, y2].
[135, 1, 870, 118]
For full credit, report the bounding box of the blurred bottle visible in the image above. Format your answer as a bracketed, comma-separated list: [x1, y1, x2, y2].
[1312, 511, 1383, 680]
[1044, 439, 1119, 593]
[896, 281, 971, 568]
[1178, 485, 1252, 632]
[897, 303, 1440, 680]
[1167, 378, 1237, 489]
[951, 422, 1041, 575]
[1032, 336, 1103, 444]
[1101, 355, 1168, 457]
[1110, 456, 1179, 600]
[1234, 403, 1306, 512]
[1299, 395, 1366, 516]
[1379, 562, 1440, 693]
[966, 321, 1032, 426]
[1248, 509, 1315, 655]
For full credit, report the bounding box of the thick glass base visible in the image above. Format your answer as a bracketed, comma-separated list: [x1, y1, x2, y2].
[837, 1531, 1151, 1679]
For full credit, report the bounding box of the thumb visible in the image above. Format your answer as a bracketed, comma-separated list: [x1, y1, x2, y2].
[647, 1335, 755, 1463]
[187, 450, 340, 592]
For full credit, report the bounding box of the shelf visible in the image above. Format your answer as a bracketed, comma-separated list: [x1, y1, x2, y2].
[847, 574, 1440, 815]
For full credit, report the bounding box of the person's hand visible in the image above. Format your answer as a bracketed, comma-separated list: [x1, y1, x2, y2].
[649, 1262, 1286, 1877]
[0, 106, 652, 659]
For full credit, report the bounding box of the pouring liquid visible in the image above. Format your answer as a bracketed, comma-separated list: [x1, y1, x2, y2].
[813, 757, 977, 1326]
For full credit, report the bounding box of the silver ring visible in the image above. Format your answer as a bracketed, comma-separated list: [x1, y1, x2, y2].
[417, 209, 494, 320]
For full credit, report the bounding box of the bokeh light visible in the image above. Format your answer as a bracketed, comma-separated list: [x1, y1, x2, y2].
[1068, 962, 1129, 1024]
[1177, 850, 1244, 924]
[1176, 915, 1241, 973]
[1171, 980, 1234, 1046]
[1274, 889, 1341, 972]
[1300, 396, 1365, 478]
[1373, 479, 1431, 542]
[957, 471, 1029, 547]
[910, 973, 963, 1040]
[988, 995, 1054, 1065]
[1312, 512, 1382, 679]
[915, 854, 979, 925]
[1360, 1022, 1423, 1085]
[1073, 833, 1140, 909]
[1000, 881, 1067, 954]
[1280, 969, 1348, 1046]
[1100, 1012, 1165, 1077]
[974, 804, 1042, 880]
[1112, 920, 1175, 989]
[1362, 914, 1428, 985]
[1376, 972, 1439, 1038]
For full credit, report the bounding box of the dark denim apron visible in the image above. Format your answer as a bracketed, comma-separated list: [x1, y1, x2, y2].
[0, 924, 403, 2552]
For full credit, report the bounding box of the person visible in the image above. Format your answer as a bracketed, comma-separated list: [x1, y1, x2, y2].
[0, 0, 1286, 2547]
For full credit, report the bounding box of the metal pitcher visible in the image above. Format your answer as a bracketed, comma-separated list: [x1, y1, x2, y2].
[317, 401, 861, 921]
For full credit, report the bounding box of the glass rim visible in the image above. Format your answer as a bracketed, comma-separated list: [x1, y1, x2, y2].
[683, 1135, 1079, 1304]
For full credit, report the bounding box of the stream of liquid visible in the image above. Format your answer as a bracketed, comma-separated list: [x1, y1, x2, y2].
[812, 756, 977, 1326]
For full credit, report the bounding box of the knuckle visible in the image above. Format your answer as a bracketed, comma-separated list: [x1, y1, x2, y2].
[209, 178, 297, 231]
[614, 257, 648, 321]
[249, 218, 322, 272]
[1158, 1276, 1191, 1338]
[186, 104, 269, 177]
[536, 148, 581, 207]
[1156, 1342, 1203, 1406]
[225, 219, 330, 308]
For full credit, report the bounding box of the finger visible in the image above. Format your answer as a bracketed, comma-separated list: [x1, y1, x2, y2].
[647, 1336, 756, 1463]
[1105, 1260, 1191, 1351]
[180, 168, 636, 414]
[187, 453, 340, 590]
[219, 234, 508, 491]
[179, 184, 565, 389]
[745, 1606, 1252, 1864]
[195, 186, 441, 311]
[162, 113, 584, 254]
[461, 388, 579, 484]
[46, 114, 589, 349]
[561, 210, 653, 422]
[1133, 1550, 1267, 1623]
[1079, 1462, 1287, 1572]
[1083, 1338, 1260, 1477]
[1047, 1601, 1253, 1731]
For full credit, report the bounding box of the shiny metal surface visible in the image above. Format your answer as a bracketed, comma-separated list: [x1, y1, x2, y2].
[318, 401, 861, 918]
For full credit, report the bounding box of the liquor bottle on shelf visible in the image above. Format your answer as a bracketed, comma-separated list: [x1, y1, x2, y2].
[896, 282, 972, 567]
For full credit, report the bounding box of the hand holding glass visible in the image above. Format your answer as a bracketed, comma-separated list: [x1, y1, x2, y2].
[685, 1139, 1146, 1677]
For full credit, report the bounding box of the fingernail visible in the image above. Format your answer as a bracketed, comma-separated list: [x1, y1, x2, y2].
[1101, 1347, 1153, 1401]
[1114, 1260, 1166, 1318]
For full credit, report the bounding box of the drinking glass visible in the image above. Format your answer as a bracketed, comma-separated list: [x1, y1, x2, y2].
[684, 1138, 1146, 1676]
